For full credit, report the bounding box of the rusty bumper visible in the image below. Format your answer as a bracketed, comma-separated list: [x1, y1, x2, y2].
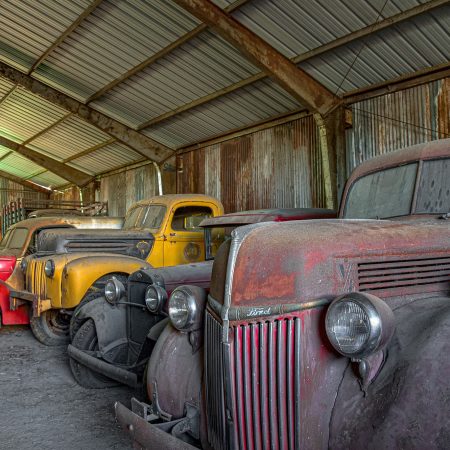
[8, 288, 51, 317]
[115, 402, 198, 450]
[68, 344, 138, 387]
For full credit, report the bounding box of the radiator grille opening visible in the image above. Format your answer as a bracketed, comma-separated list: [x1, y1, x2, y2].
[358, 256, 450, 292]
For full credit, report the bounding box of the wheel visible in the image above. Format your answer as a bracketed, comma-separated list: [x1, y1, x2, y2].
[69, 319, 118, 389]
[69, 289, 103, 341]
[30, 309, 71, 346]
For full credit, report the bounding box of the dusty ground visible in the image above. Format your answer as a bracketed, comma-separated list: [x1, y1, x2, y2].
[0, 326, 139, 450]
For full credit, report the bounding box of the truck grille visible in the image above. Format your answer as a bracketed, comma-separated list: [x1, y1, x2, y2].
[358, 256, 450, 292]
[205, 311, 302, 450]
[26, 259, 47, 299]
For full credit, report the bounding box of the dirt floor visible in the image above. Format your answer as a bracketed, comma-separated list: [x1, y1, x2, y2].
[0, 326, 139, 449]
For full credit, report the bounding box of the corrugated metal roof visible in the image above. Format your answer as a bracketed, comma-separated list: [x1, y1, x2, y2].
[0, 0, 91, 72]
[0, 86, 67, 143]
[300, 4, 450, 94]
[28, 115, 112, 161]
[91, 29, 261, 127]
[68, 141, 144, 175]
[33, 0, 201, 100]
[0, 145, 12, 159]
[0, 152, 44, 178]
[144, 78, 302, 147]
[29, 170, 68, 188]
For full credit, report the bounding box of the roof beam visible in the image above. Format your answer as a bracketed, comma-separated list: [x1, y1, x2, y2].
[139, 0, 447, 129]
[85, 0, 250, 103]
[29, 0, 104, 74]
[173, 0, 339, 116]
[0, 136, 92, 187]
[0, 169, 51, 194]
[0, 61, 174, 162]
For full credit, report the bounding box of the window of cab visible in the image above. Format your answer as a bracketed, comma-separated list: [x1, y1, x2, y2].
[0, 227, 28, 250]
[123, 205, 167, 230]
[344, 157, 450, 219]
[171, 206, 213, 232]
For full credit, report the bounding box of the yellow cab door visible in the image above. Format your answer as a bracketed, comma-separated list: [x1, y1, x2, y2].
[163, 203, 217, 266]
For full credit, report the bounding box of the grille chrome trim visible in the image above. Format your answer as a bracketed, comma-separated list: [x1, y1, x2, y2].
[27, 259, 47, 300]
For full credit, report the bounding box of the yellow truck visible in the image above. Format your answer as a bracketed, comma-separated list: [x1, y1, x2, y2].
[10, 194, 223, 345]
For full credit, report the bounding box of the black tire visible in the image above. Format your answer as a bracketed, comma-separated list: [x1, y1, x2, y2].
[69, 319, 118, 389]
[69, 290, 103, 341]
[30, 309, 71, 346]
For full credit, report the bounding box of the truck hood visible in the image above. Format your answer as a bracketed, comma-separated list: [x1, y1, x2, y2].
[221, 219, 450, 307]
[36, 228, 154, 260]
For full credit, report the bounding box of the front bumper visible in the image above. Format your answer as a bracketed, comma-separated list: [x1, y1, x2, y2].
[9, 288, 50, 317]
[115, 401, 197, 450]
[68, 344, 138, 387]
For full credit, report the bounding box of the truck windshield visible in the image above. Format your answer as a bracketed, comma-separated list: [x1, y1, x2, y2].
[123, 205, 166, 230]
[344, 163, 417, 219]
[344, 158, 450, 219]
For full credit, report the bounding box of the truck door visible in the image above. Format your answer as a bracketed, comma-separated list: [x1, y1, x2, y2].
[164, 205, 213, 266]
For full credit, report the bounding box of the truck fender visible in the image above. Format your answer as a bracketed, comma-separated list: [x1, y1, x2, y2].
[75, 295, 127, 351]
[61, 254, 151, 309]
[147, 323, 203, 420]
[330, 297, 450, 450]
[147, 317, 170, 341]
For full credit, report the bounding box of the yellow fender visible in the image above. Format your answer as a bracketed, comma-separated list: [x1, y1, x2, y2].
[61, 254, 151, 309]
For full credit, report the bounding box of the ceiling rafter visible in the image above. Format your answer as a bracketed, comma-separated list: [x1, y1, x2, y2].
[85, 0, 251, 103]
[0, 136, 92, 187]
[28, 0, 105, 74]
[173, 0, 339, 116]
[0, 61, 174, 162]
[0, 168, 51, 194]
[138, 0, 448, 130]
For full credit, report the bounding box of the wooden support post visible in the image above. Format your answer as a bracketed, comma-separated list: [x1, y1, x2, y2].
[314, 107, 347, 210]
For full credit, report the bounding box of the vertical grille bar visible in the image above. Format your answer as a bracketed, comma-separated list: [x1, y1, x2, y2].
[205, 314, 302, 450]
[205, 312, 226, 450]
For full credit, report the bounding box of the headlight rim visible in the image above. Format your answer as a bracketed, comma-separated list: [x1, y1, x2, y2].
[325, 291, 394, 360]
[168, 286, 199, 332]
[104, 277, 126, 305]
[145, 284, 168, 313]
[44, 259, 55, 278]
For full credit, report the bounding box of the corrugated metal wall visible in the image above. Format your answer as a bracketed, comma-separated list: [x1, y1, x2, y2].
[346, 78, 449, 175]
[177, 114, 325, 213]
[0, 178, 48, 206]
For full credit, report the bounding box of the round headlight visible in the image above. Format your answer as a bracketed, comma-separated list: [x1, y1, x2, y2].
[145, 285, 167, 313]
[168, 285, 210, 332]
[325, 292, 394, 360]
[104, 277, 125, 304]
[20, 258, 28, 273]
[44, 259, 55, 278]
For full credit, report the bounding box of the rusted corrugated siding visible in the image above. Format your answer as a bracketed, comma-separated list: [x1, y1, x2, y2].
[0, 177, 48, 207]
[177, 114, 325, 213]
[346, 78, 450, 175]
[99, 163, 160, 216]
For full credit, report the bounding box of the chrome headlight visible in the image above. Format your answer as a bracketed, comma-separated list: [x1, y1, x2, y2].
[20, 258, 28, 273]
[104, 277, 126, 304]
[44, 259, 55, 278]
[325, 292, 394, 360]
[145, 284, 167, 313]
[168, 286, 206, 332]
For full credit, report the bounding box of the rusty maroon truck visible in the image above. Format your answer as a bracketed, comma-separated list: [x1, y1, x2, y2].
[116, 138, 450, 450]
[67, 208, 335, 389]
